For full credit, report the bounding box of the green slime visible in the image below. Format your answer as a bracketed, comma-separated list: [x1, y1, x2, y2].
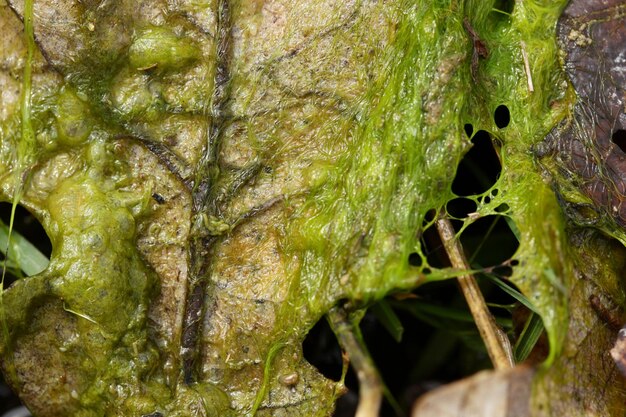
[4, 0, 619, 416]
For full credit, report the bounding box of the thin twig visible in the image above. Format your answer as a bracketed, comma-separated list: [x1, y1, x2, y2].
[435, 214, 514, 370]
[328, 307, 382, 417]
[520, 41, 534, 93]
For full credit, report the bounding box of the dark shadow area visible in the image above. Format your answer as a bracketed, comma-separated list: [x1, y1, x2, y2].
[362, 278, 518, 416]
[612, 129, 626, 153]
[408, 252, 423, 267]
[494, 104, 511, 129]
[460, 215, 519, 268]
[495, 202, 510, 213]
[360, 302, 487, 416]
[303, 317, 359, 417]
[0, 373, 24, 416]
[446, 198, 478, 219]
[451, 130, 502, 197]
[303, 317, 344, 382]
[489, 0, 515, 26]
[420, 223, 449, 270]
[493, 0, 514, 15]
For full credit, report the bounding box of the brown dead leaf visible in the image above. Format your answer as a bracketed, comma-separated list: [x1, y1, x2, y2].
[412, 366, 534, 417]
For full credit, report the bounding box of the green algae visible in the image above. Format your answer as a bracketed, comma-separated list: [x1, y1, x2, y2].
[55, 88, 94, 146]
[2, 0, 624, 415]
[129, 26, 201, 71]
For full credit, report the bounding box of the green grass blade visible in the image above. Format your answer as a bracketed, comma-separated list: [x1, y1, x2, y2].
[371, 299, 404, 343]
[543, 268, 567, 294]
[468, 215, 500, 264]
[0, 219, 49, 276]
[503, 216, 521, 242]
[393, 300, 512, 328]
[514, 312, 544, 363]
[483, 273, 539, 314]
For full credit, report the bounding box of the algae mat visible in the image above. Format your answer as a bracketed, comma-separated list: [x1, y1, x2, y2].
[1, 0, 625, 416]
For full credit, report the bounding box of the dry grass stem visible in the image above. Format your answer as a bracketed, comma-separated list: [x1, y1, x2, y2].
[435, 215, 515, 370]
[521, 41, 535, 93]
[328, 307, 383, 417]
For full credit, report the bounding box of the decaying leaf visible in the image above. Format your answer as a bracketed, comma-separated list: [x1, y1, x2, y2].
[1, 0, 626, 416]
[412, 366, 534, 417]
[537, 0, 626, 236]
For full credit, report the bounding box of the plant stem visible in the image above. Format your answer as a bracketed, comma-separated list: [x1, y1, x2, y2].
[520, 41, 534, 93]
[182, 0, 233, 384]
[435, 214, 514, 370]
[328, 307, 382, 417]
